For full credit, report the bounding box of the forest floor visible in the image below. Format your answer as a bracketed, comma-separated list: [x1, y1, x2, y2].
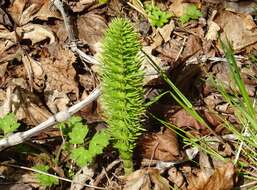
[0, 0, 257, 189]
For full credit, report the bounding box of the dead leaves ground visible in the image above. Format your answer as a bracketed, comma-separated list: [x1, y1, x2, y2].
[0, 0, 257, 189]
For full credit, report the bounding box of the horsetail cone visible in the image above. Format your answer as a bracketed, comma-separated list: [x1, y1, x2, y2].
[100, 18, 145, 174]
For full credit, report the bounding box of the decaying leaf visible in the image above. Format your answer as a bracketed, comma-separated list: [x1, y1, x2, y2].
[206, 21, 220, 41]
[187, 161, 236, 190]
[139, 128, 181, 161]
[41, 46, 78, 99]
[0, 78, 51, 124]
[224, 1, 257, 15]
[45, 90, 70, 113]
[8, 0, 60, 26]
[168, 167, 187, 190]
[16, 24, 55, 45]
[77, 13, 107, 51]
[215, 11, 257, 51]
[169, 109, 203, 130]
[169, 0, 190, 17]
[182, 35, 202, 60]
[124, 168, 170, 190]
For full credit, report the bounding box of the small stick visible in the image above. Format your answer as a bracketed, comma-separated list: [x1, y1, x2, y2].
[93, 159, 122, 187]
[0, 87, 101, 151]
[52, 0, 100, 65]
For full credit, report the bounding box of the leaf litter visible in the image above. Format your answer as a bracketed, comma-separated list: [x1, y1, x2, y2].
[0, 0, 256, 189]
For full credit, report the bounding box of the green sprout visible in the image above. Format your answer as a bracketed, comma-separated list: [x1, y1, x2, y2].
[33, 165, 59, 187]
[58, 116, 110, 167]
[145, 3, 172, 27]
[100, 18, 145, 174]
[0, 113, 20, 136]
[180, 4, 202, 24]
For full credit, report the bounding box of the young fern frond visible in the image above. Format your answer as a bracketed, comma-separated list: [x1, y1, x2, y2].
[100, 18, 145, 174]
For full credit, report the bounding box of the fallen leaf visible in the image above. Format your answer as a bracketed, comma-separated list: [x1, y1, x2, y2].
[0, 78, 51, 124]
[41, 46, 78, 99]
[8, 0, 59, 26]
[68, 0, 96, 12]
[0, 24, 17, 54]
[205, 21, 220, 41]
[169, 0, 190, 17]
[224, 1, 256, 15]
[215, 11, 257, 51]
[154, 20, 175, 47]
[168, 167, 187, 190]
[139, 128, 181, 161]
[0, 7, 12, 26]
[140, 46, 164, 85]
[182, 35, 202, 60]
[169, 109, 203, 130]
[124, 168, 170, 190]
[77, 13, 107, 51]
[45, 90, 70, 113]
[187, 161, 236, 190]
[16, 24, 55, 45]
[70, 166, 94, 190]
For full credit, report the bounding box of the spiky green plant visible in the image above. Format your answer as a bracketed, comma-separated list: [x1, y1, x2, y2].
[100, 18, 145, 174]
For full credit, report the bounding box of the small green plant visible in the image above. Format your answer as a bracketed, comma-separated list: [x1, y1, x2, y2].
[179, 4, 202, 24]
[0, 113, 20, 136]
[59, 116, 110, 167]
[218, 39, 257, 167]
[33, 164, 59, 187]
[145, 3, 172, 27]
[100, 18, 145, 174]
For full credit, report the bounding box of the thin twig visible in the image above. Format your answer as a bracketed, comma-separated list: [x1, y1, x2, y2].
[93, 159, 122, 187]
[52, 0, 100, 65]
[0, 87, 101, 151]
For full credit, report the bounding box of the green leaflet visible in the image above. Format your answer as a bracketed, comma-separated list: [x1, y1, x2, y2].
[145, 3, 172, 27]
[33, 165, 59, 187]
[100, 18, 145, 174]
[0, 113, 20, 135]
[180, 4, 202, 24]
[58, 116, 110, 167]
[68, 124, 89, 144]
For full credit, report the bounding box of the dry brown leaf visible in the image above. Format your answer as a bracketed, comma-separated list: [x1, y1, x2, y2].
[33, 0, 61, 21]
[168, 167, 187, 190]
[205, 21, 220, 41]
[45, 90, 70, 113]
[0, 24, 16, 54]
[215, 11, 257, 51]
[224, 1, 256, 15]
[0, 62, 8, 77]
[8, 0, 44, 25]
[16, 24, 55, 45]
[182, 35, 202, 60]
[169, 109, 203, 130]
[210, 62, 256, 96]
[187, 161, 236, 190]
[0, 7, 12, 26]
[21, 53, 45, 91]
[156, 38, 181, 61]
[77, 13, 107, 51]
[151, 20, 175, 49]
[0, 78, 51, 124]
[124, 168, 170, 190]
[68, 0, 96, 12]
[169, 0, 190, 17]
[8, 0, 59, 26]
[140, 128, 181, 161]
[41, 46, 78, 99]
[140, 46, 163, 85]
